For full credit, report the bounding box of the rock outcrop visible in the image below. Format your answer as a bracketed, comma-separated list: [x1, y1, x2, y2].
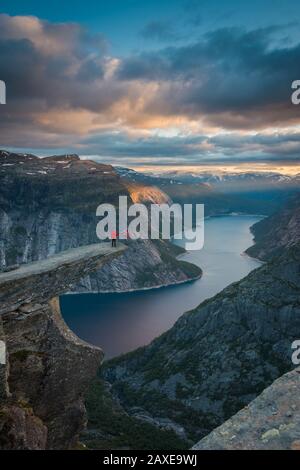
[245, 194, 300, 261]
[0, 243, 125, 449]
[75, 239, 201, 293]
[0, 243, 126, 313]
[193, 367, 300, 450]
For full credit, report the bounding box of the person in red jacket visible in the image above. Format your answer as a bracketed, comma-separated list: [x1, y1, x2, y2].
[111, 230, 117, 247]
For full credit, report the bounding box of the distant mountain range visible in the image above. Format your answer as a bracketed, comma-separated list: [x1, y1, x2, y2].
[116, 166, 300, 190]
[116, 166, 299, 215]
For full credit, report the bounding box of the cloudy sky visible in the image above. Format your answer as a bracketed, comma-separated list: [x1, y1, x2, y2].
[1, 0, 300, 172]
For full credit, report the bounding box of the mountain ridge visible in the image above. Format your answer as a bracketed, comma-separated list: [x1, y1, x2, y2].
[245, 194, 300, 261]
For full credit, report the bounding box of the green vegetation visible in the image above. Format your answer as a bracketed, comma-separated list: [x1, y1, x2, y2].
[83, 378, 189, 450]
[11, 350, 44, 362]
[16, 399, 33, 411]
[6, 246, 23, 263]
[13, 226, 27, 237]
[110, 381, 212, 442]
[135, 267, 159, 287]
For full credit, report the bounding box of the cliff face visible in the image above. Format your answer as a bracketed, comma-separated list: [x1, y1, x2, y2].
[0, 150, 201, 291]
[75, 240, 201, 293]
[103, 244, 300, 443]
[0, 151, 127, 267]
[0, 243, 125, 449]
[245, 194, 300, 261]
[0, 299, 101, 450]
[193, 367, 300, 450]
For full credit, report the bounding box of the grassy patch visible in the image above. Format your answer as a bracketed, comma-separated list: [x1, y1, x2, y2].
[83, 378, 189, 450]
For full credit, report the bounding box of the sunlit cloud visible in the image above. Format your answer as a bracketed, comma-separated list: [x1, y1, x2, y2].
[0, 13, 300, 172]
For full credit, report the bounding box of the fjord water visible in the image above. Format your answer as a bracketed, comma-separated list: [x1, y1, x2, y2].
[61, 215, 263, 358]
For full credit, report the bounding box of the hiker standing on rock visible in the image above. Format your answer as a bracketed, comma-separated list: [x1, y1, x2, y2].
[111, 230, 117, 248]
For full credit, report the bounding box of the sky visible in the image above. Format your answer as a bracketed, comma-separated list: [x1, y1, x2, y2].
[0, 0, 300, 173]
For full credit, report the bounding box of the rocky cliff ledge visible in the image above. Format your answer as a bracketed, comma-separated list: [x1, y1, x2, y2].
[193, 367, 300, 450]
[0, 243, 125, 449]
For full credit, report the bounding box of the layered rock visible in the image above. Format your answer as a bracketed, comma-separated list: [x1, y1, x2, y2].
[193, 367, 300, 450]
[0, 243, 126, 313]
[0, 243, 125, 449]
[75, 239, 201, 293]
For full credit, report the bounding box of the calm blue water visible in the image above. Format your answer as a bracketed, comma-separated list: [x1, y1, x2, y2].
[60, 215, 263, 358]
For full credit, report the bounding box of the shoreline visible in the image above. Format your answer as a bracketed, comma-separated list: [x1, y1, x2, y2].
[241, 251, 265, 264]
[64, 270, 202, 296]
[204, 212, 266, 219]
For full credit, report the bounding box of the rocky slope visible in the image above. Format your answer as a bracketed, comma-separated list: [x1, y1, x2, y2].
[0, 150, 201, 291]
[245, 194, 300, 261]
[102, 243, 300, 444]
[193, 367, 300, 450]
[0, 243, 125, 449]
[76, 239, 201, 293]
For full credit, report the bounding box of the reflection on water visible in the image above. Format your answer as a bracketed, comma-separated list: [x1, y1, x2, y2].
[60, 215, 263, 358]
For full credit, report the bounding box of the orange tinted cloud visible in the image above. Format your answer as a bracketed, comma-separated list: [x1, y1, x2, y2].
[1, 13, 300, 169]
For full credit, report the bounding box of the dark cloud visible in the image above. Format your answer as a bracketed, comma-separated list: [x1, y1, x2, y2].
[117, 26, 300, 129]
[75, 130, 300, 164]
[76, 59, 104, 82]
[0, 14, 124, 112]
[80, 132, 207, 157]
[5, 127, 300, 165]
[0, 13, 300, 166]
[140, 21, 180, 42]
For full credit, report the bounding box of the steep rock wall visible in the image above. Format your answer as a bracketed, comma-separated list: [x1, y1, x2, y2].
[0, 243, 125, 449]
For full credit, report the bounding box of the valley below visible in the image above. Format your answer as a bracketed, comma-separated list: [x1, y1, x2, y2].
[94, 196, 300, 450]
[61, 215, 263, 358]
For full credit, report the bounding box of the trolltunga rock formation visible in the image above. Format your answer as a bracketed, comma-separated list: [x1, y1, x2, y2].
[0, 243, 125, 449]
